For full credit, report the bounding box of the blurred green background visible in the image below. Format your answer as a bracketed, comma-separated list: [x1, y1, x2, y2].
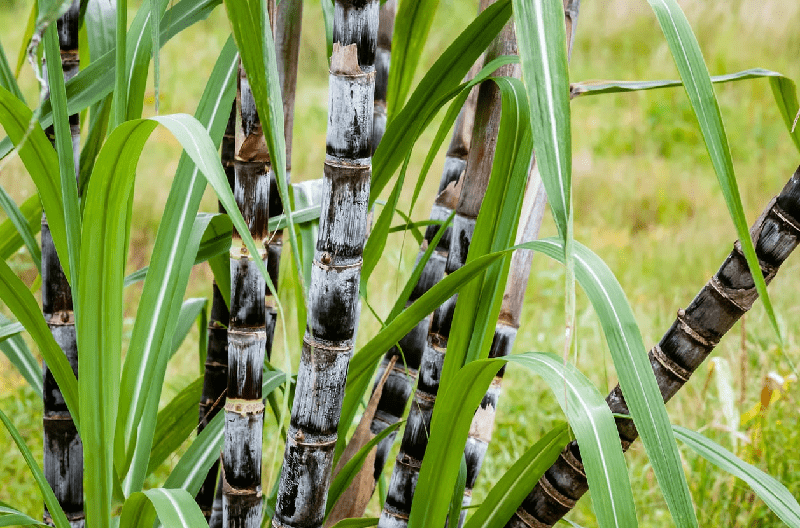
[1, 0, 799, 525]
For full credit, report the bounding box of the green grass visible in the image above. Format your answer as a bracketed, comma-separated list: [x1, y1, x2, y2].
[1, 0, 799, 526]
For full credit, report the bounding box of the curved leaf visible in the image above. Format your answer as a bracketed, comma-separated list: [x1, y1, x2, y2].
[0, 408, 71, 528]
[0, 195, 42, 262]
[645, 0, 777, 341]
[0, 86, 68, 281]
[0, 314, 43, 396]
[0, 258, 78, 426]
[674, 426, 800, 528]
[0, 184, 40, 271]
[462, 423, 570, 528]
[119, 489, 207, 528]
[409, 353, 635, 528]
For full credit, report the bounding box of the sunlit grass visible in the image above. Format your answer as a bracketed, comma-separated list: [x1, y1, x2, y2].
[1, 0, 798, 525]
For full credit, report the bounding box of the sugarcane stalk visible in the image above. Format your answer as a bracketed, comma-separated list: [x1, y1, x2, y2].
[508, 167, 800, 528]
[366, 58, 483, 487]
[459, 4, 580, 521]
[378, 7, 519, 528]
[197, 101, 236, 524]
[372, 0, 396, 152]
[41, 2, 83, 526]
[272, 0, 379, 524]
[222, 62, 271, 528]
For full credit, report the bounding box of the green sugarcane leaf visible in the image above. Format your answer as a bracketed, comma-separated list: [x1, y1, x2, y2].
[0, 505, 46, 527]
[161, 408, 223, 493]
[0, 86, 68, 282]
[0, 195, 42, 262]
[386, 0, 441, 119]
[0, 319, 24, 342]
[146, 376, 204, 476]
[223, 0, 304, 299]
[170, 298, 207, 360]
[123, 212, 233, 288]
[571, 68, 792, 98]
[0, 314, 43, 396]
[0, 258, 79, 425]
[151, 0, 161, 115]
[447, 455, 468, 528]
[37, 0, 74, 29]
[674, 426, 800, 527]
[292, 178, 324, 297]
[14, 4, 38, 78]
[0, 408, 71, 528]
[407, 87, 470, 220]
[409, 353, 635, 528]
[80, 0, 116, 191]
[112, 0, 127, 127]
[533, 237, 697, 527]
[122, 203, 217, 495]
[119, 489, 208, 528]
[387, 219, 442, 235]
[443, 76, 532, 390]
[321, 0, 334, 59]
[113, 41, 236, 489]
[326, 420, 404, 516]
[463, 423, 570, 528]
[0, 184, 41, 271]
[0, 0, 223, 160]
[645, 0, 778, 343]
[570, 68, 800, 153]
[509, 0, 571, 241]
[124, 0, 169, 121]
[0, 41, 24, 103]
[43, 21, 82, 299]
[363, 154, 407, 287]
[371, 0, 514, 203]
[770, 77, 800, 154]
[79, 118, 158, 528]
[385, 211, 453, 325]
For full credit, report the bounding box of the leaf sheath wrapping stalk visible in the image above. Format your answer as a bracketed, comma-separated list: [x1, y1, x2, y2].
[508, 167, 800, 528]
[378, 8, 518, 527]
[274, 2, 379, 525]
[459, 170, 549, 527]
[42, 2, 84, 526]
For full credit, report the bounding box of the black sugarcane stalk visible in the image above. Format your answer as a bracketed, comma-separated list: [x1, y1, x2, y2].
[367, 59, 483, 486]
[41, 2, 83, 526]
[508, 167, 800, 528]
[221, 62, 272, 528]
[460, 4, 580, 521]
[372, 0, 396, 152]
[273, 0, 379, 526]
[378, 7, 519, 528]
[197, 102, 236, 525]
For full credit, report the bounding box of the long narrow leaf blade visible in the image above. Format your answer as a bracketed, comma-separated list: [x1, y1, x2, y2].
[674, 426, 800, 527]
[644, 0, 778, 340]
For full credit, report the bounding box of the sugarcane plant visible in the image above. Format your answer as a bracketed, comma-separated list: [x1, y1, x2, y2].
[1, 0, 800, 527]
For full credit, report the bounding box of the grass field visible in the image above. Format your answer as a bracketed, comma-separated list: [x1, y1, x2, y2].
[1, 0, 799, 525]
